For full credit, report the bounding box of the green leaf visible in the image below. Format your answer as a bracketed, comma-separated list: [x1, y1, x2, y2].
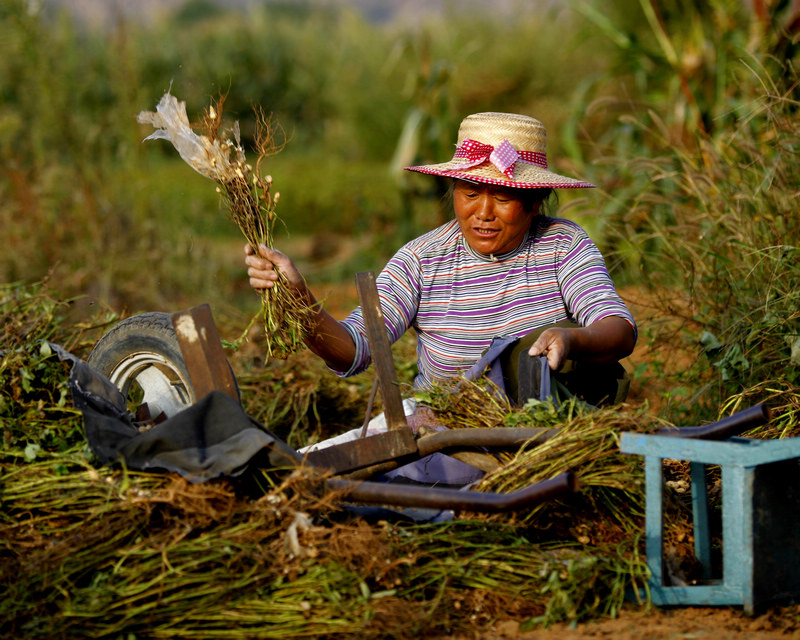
[700, 331, 723, 353]
[20, 367, 33, 393]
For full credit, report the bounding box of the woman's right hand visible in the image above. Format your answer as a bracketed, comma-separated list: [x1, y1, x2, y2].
[244, 243, 358, 371]
[244, 244, 306, 292]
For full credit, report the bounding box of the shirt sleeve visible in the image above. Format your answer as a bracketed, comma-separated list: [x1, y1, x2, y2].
[557, 224, 638, 343]
[331, 246, 422, 378]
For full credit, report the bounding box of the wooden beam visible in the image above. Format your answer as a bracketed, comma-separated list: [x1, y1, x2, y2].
[171, 304, 239, 403]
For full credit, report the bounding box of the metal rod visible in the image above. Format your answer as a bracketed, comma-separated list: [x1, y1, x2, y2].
[416, 426, 557, 457]
[328, 471, 577, 512]
[359, 378, 380, 439]
[655, 403, 771, 440]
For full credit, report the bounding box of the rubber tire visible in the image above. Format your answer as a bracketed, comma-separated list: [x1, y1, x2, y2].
[88, 312, 196, 419]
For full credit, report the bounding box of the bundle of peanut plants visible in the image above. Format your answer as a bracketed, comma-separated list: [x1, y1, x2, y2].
[137, 92, 316, 359]
[1, 439, 651, 638]
[414, 377, 675, 539]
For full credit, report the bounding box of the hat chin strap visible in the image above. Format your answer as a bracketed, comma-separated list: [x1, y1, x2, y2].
[451, 138, 547, 178]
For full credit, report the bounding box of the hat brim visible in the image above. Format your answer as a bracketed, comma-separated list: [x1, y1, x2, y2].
[404, 160, 594, 189]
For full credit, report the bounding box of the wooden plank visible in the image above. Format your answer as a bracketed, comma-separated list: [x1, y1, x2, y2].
[722, 465, 755, 614]
[171, 304, 239, 403]
[306, 429, 418, 474]
[355, 271, 408, 431]
[690, 462, 712, 580]
[648, 584, 744, 607]
[620, 432, 800, 467]
[644, 455, 665, 589]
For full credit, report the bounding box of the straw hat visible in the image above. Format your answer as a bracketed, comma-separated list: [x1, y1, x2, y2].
[404, 112, 594, 189]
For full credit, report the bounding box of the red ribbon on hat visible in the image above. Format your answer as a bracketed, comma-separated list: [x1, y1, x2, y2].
[451, 138, 547, 178]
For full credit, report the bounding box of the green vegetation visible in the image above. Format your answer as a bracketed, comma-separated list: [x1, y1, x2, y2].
[2, 0, 799, 636]
[570, 0, 800, 419]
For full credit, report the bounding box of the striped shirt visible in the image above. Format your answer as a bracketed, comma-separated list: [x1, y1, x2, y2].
[337, 216, 636, 388]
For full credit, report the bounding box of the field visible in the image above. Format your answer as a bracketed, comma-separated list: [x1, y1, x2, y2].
[2, 0, 800, 637]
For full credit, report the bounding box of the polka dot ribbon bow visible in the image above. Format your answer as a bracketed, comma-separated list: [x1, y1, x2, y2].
[452, 138, 547, 178]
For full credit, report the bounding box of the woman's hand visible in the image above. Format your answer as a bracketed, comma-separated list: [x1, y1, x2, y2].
[244, 244, 305, 292]
[243, 243, 358, 371]
[528, 316, 635, 371]
[528, 328, 574, 371]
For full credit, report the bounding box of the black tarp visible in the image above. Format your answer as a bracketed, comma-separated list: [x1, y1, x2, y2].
[52, 343, 300, 483]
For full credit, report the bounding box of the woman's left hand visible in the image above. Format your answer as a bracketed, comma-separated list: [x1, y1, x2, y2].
[528, 316, 636, 371]
[528, 328, 573, 371]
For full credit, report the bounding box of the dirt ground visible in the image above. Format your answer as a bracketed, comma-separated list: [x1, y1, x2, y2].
[461, 605, 800, 639]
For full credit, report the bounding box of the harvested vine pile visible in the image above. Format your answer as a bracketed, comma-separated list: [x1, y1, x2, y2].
[3, 282, 799, 638]
[0, 457, 651, 639]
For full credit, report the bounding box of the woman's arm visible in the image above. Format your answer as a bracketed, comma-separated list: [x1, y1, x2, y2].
[245, 244, 356, 371]
[527, 315, 635, 371]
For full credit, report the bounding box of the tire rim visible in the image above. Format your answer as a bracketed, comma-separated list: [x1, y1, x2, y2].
[109, 352, 193, 420]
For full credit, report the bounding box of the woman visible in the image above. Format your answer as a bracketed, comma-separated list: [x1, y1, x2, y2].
[245, 112, 636, 394]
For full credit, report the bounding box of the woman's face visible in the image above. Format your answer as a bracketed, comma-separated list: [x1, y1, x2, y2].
[453, 181, 539, 256]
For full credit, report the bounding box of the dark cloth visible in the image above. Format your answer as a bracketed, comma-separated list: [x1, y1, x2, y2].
[52, 343, 300, 483]
[51, 344, 455, 522]
[469, 322, 631, 408]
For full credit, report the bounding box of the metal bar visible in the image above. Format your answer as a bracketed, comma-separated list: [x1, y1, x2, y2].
[355, 271, 408, 431]
[171, 304, 239, 402]
[416, 426, 557, 457]
[359, 378, 379, 438]
[655, 403, 770, 440]
[328, 470, 577, 512]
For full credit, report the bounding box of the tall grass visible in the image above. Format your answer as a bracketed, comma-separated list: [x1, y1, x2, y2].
[617, 73, 799, 416]
[572, 1, 800, 418]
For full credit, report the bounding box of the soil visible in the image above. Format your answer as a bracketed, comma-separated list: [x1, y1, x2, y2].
[446, 605, 800, 639]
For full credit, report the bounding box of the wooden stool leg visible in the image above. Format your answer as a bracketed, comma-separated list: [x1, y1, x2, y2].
[645, 455, 666, 588]
[690, 461, 712, 579]
[171, 304, 239, 403]
[721, 465, 756, 614]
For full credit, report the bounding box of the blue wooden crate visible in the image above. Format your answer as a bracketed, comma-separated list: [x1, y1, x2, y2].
[620, 433, 800, 614]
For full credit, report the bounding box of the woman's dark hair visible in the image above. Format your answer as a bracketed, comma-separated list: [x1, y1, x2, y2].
[519, 187, 556, 215]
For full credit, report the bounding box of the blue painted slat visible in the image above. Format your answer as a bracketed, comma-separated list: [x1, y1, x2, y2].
[650, 583, 744, 606]
[690, 462, 712, 579]
[644, 455, 664, 587]
[620, 433, 800, 467]
[721, 465, 755, 613]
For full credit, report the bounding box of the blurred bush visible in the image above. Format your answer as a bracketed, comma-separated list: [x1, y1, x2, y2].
[0, 0, 613, 312]
[572, 0, 800, 418]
